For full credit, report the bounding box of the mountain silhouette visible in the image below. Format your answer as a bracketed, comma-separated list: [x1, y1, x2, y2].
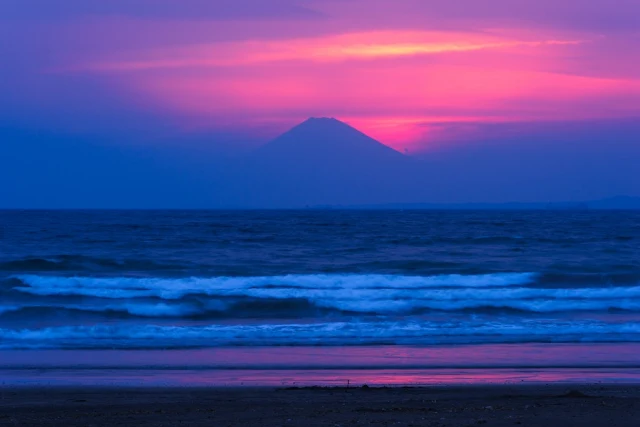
[218, 117, 426, 207]
[255, 117, 406, 163]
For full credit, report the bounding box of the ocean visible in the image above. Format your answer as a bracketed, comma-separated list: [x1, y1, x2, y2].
[1, 210, 639, 386]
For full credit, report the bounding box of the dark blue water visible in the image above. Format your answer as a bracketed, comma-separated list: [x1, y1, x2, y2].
[1, 210, 639, 349]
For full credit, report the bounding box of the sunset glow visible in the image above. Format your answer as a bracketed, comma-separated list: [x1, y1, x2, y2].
[58, 23, 640, 151]
[3, 0, 640, 152]
[74, 31, 584, 70]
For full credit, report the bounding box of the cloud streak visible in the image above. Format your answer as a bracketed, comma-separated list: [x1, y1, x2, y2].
[72, 31, 584, 72]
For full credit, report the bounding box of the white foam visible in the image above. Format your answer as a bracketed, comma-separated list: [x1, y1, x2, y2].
[13, 273, 537, 300]
[2, 319, 640, 349]
[10, 273, 640, 315]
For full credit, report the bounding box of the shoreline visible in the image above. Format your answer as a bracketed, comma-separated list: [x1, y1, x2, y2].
[3, 367, 640, 388]
[3, 344, 640, 388]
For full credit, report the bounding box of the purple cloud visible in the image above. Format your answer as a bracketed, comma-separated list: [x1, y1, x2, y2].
[325, 0, 640, 33]
[0, 0, 323, 21]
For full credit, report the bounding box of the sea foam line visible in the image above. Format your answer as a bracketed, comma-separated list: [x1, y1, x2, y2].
[12, 272, 536, 295]
[2, 320, 640, 349]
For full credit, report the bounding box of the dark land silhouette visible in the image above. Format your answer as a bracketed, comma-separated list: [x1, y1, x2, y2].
[217, 117, 428, 207]
[2, 117, 638, 208]
[214, 117, 639, 208]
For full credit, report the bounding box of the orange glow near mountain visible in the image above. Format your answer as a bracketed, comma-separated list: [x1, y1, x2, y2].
[68, 24, 640, 151]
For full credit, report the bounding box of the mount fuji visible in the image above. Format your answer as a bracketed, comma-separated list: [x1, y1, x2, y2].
[217, 117, 432, 207]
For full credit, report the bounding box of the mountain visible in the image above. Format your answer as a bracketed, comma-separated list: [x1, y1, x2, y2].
[219, 117, 427, 207]
[255, 117, 406, 163]
[212, 118, 640, 208]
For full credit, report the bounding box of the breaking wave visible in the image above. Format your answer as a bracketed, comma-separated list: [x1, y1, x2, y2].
[3, 273, 640, 318]
[2, 320, 640, 349]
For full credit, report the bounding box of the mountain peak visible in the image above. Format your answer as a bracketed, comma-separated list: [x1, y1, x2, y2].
[304, 116, 340, 122]
[295, 116, 350, 131]
[240, 117, 414, 207]
[257, 117, 405, 159]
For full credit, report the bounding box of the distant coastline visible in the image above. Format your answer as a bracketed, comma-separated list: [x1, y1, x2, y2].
[309, 196, 640, 210]
[1, 196, 638, 211]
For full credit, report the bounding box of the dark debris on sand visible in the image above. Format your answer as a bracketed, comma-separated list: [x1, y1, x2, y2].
[0, 385, 639, 426]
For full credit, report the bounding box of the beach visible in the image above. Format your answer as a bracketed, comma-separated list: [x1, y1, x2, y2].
[2, 385, 639, 426]
[2, 210, 640, 425]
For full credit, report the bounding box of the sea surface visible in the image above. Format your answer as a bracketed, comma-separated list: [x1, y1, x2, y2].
[1, 210, 639, 386]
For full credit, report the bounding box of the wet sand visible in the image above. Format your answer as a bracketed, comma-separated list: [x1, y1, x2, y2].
[1, 385, 639, 426]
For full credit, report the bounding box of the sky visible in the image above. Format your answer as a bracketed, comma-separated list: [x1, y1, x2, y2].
[1, 0, 639, 207]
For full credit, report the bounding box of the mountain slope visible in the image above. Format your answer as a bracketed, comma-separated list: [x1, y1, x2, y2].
[255, 117, 406, 163]
[220, 117, 425, 207]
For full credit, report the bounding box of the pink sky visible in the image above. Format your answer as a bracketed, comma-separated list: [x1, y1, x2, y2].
[2, 0, 640, 152]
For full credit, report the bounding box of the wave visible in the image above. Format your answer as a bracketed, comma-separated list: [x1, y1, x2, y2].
[12, 272, 536, 295]
[538, 272, 640, 286]
[3, 273, 640, 317]
[2, 320, 640, 349]
[0, 305, 20, 315]
[0, 255, 186, 273]
[3, 296, 640, 319]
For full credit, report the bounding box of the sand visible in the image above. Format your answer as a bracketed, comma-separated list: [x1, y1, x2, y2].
[1, 384, 639, 426]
